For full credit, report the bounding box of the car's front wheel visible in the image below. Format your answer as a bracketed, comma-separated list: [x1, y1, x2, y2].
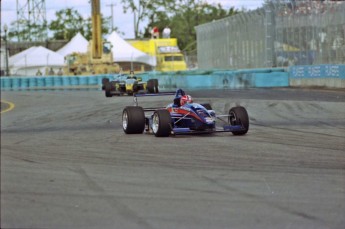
[152, 109, 172, 137]
[122, 106, 145, 134]
[229, 106, 249, 135]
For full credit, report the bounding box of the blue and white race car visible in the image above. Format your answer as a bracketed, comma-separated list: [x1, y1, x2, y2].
[122, 89, 249, 137]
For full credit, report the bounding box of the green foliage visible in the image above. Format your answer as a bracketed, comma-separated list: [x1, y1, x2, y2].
[121, 0, 156, 38]
[121, 0, 239, 51]
[49, 8, 86, 40]
[5, 0, 238, 49]
[48, 8, 112, 41]
[7, 20, 48, 41]
[83, 16, 112, 40]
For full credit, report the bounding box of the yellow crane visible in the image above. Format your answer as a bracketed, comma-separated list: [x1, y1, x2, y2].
[64, 0, 120, 75]
[91, 0, 102, 59]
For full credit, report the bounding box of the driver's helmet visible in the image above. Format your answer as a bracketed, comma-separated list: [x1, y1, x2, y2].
[180, 95, 193, 106]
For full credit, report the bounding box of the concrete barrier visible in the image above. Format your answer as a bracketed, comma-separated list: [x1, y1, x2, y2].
[29, 77, 37, 87]
[0, 78, 11, 89]
[88, 76, 98, 85]
[20, 77, 29, 89]
[79, 76, 88, 85]
[1, 65, 344, 90]
[289, 64, 345, 88]
[53, 77, 62, 87]
[37, 77, 45, 87]
[45, 77, 54, 87]
[254, 72, 289, 87]
[11, 78, 20, 89]
[138, 68, 286, 89]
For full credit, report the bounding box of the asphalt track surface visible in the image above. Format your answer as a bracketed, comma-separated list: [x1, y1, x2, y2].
[1, 88, 345, 229]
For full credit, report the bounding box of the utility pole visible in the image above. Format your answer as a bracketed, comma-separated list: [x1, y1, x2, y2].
[133, 10, 137, 38]
[106, 3, 116, 31]
[3, 24, 10, 76]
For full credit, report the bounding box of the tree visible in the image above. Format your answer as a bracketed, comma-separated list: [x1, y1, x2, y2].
[49, 8, 86, 40]
[143, 0, 239, 51]
[121, 0, 156, 38]
[49, 8, 112, 41]
[83, 15, 112, 40]
[7, 20, 48, 42]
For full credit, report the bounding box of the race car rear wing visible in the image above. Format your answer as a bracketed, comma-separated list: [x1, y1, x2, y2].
[134, 92, 176, 97]
[133, 91, 177, 106]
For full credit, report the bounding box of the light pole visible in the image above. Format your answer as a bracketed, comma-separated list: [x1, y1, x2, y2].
[106, 3, 116, 31]
[3, 24, 10, 76]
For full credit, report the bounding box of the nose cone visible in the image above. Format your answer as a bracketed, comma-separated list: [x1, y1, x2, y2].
[126, 84, 133, 91]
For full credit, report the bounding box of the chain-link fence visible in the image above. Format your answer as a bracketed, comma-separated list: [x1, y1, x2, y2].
[195, 0, 345, 69]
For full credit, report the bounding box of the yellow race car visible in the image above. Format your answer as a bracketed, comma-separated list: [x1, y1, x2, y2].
[102, 75, 159, 97]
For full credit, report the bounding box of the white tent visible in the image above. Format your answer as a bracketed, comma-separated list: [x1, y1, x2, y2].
[107, 31, 156, 66]
[56, 32, 89, 57]
[9, 46, 38, 64]
[9, 46, 65, 76]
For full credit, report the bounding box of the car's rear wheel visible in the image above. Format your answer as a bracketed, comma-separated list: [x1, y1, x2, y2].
[133, 82, 139, 93]
[229, 106, 249, 135]
[104, 82, 112, 97]
[122, 106, 145, 134]
[102, 78, 109, 90]
[152, 109, 172, 137]
[147, 79, 155, 93]
[102, 77, 109, 85]
[153, 79, 159, 93]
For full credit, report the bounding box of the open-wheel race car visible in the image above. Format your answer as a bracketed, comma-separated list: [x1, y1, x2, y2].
[122, 89, 249, 137]
[102, 74, 159, 97]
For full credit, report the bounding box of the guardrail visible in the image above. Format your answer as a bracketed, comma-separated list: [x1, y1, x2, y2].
[1, 65, 344, 90]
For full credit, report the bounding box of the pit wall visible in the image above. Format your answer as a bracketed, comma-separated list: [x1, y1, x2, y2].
[289, 65, 345, 88]
[1, 64, 344, 90]
[138, 68, 289, 89]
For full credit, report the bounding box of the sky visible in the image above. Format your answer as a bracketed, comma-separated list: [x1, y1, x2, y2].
[1, 0, 265, 39]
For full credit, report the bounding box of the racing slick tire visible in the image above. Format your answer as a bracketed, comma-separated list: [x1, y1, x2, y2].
[122, 106, 145, 134]
[229, 106, 249, 135]
[102, 78, 109, 90]
[104, 82, 113, 97]
[153, 79, 159, 93]
[133, 82, 139, 93]
[152, 109, 172, 137]
[147, 79, 155, 93]
[201, 103, 212, 110]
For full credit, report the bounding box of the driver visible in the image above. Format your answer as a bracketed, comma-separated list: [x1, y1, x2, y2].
[180, 95, 193, 106]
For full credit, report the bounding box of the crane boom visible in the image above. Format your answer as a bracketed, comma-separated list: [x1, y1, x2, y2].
[91, 0, 102, 59]
[63, 0, 120, 75]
